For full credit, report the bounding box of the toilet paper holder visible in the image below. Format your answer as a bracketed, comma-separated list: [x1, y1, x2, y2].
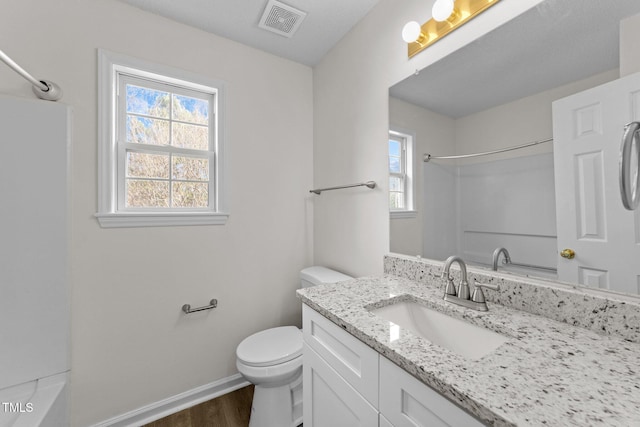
[182, 298, 218, 314]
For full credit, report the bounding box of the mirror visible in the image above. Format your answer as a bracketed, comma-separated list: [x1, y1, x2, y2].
[389, 0, 640, 295]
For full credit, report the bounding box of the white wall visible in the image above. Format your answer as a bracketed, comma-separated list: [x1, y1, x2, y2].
[455, 70, 620, 160]
[313, 0, 546, 277]
[621, 12, 640, 76]
[0, 1, 313, 425]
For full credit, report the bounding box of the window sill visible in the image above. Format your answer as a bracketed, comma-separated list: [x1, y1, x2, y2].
[95, 212, 229, 228]
[390, 210, 417, 219]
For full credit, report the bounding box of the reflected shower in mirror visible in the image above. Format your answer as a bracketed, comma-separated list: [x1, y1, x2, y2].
[388, 0, 640, 295]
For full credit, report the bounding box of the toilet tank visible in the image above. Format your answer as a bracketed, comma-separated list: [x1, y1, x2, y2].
[300, 266, 352, 288]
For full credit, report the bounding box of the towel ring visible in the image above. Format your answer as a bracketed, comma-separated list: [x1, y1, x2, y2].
[620, 121, 640, 210]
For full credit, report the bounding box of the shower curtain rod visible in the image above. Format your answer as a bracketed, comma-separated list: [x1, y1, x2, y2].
[423, 138, 553, 162]
[0, 49, 63, 101]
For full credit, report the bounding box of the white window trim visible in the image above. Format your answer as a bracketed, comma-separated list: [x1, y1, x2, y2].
[390, 210, 418, 219]
[389, 127, 417, 220]
[96, 49, 230, 228]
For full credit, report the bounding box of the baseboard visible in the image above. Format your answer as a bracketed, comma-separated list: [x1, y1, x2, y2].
[90, 374, 250, 427]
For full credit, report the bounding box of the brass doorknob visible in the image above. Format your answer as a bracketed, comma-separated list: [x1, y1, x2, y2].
[560, 249, 575, 259]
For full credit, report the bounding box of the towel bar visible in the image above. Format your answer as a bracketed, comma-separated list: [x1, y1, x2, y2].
[182, 299, 218, 314]
[310, 181, 376, 195]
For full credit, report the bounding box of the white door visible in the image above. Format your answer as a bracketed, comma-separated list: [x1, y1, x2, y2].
[553, 72, 640, 294]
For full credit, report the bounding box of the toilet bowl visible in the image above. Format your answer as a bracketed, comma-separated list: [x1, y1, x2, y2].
[236, 266, 352, 427]
[236, 326, 303, 427]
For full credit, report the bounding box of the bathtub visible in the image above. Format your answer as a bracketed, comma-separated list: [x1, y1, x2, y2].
[0, 372, 68, 427]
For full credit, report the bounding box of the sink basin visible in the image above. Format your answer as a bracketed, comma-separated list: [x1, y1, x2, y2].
[370, 301, 509, 360]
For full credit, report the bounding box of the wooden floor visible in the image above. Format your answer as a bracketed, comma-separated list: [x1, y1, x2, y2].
[144, 385, 254, 427]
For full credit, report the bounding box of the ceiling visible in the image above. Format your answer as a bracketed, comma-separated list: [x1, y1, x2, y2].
[117, 0, 382, 66]
[390, 0, 640, 118]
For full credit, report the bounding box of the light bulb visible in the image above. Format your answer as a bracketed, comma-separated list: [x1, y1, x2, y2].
[432, 0, 454, 22]
[402, 21, 422, 43]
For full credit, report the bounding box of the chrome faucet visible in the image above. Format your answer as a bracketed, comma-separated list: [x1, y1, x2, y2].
[441, 255, 499, 312]
[441, 255, 470, 300]
[492, 247, 511, 271]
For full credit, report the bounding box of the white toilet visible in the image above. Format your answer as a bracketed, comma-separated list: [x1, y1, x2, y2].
[236, 266, 352, 427]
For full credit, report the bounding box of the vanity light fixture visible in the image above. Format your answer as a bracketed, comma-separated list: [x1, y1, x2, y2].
[401, 21, 424, 43]
[432, 0, 455, 22]
[403, 0, 501, 58]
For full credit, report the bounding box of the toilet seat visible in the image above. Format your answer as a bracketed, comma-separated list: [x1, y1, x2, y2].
[236, 326, 302, 367]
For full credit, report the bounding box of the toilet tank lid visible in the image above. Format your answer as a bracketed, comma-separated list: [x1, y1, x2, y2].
[300, 266, 352, 286]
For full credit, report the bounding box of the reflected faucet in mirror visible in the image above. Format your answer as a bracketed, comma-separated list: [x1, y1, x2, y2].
[492, 247, 511, 271]
[491, 246, 557, 274]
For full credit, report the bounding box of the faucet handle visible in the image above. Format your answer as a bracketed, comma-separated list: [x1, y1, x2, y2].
[443, 275, 457, 296]
[457, 280, 470, 300]
[471, 280, 499, 303]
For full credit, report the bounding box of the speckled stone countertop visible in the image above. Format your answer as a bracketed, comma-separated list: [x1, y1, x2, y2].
[296, 275, 640, 426]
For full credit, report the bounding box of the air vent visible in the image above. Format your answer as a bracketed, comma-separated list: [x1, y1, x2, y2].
[258, 0, 307, 38]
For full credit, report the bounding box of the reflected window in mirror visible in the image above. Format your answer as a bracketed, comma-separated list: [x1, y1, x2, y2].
[389, 129, 416, 218]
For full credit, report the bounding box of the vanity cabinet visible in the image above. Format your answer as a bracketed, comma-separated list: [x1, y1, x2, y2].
[303, 304, 379, 426]
[379, 414, 394, 427]
[302, 304, 486, 427]
[379, 357, 484, 427]
[303, 340, 378, 426]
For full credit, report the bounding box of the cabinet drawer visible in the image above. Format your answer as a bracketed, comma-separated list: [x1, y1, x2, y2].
[303, 343, 378, 427]
[379, 356, 486, 427]
[303, 304, 378, 407]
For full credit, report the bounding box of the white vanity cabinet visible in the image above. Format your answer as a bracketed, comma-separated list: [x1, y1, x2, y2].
[302, 304, 487, 427]
[303, 340, 378, 426]
[379, 414, 395, 427]
[379, 357, 485, 427]
[303, 304, 379, 426]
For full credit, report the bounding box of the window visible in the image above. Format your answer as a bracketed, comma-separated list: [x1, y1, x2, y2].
[389, 129, 416, 218]
[97, 50, 228, 227]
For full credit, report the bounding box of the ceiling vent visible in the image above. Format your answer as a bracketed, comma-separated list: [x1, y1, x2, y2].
[258, 0, 307, 38]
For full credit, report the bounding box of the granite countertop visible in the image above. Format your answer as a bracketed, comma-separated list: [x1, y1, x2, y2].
[296, 275, 640, 426]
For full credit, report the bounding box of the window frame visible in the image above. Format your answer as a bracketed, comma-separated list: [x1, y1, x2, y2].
[389, 128, 417, 219]
[96, 49, 229, 228]
[116, 74, 214, 212]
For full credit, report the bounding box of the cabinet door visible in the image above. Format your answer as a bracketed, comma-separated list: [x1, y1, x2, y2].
[379, 357, 485, 427]
[379, 414, 394, 427]
[303, 304, 379, 406]
[304, 343, 378, 427]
